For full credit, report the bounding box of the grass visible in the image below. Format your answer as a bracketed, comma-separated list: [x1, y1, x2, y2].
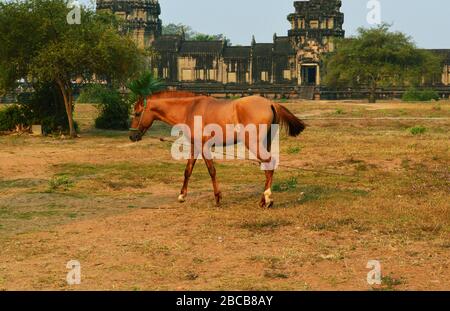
[48, 175, 74, 192]
[335, 108, 345, 115]
[264, 271, 289, 279]
[287, 146, 301, 155]
[371, 275, 405, 291]
[272, 177, 298, 192]
[409, 125, 427, 135]
[0, 100, 449, 290]
[239, 219, 293, 233]
[0, 178, 46, 190]
[309, 217, 369, 232]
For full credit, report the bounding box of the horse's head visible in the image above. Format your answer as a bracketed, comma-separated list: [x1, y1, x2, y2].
[129, 98, 149, 142]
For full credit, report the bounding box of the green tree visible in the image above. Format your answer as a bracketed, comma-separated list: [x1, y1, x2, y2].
[0, 0, 144, 137]
[162, 23, 195, 38]
[162, 23, 231, 45]
[323, 24, 442, 103]
[191, 33, 230, 44]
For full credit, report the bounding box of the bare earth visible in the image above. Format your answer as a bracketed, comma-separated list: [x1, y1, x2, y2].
[0, 100, 449, 290]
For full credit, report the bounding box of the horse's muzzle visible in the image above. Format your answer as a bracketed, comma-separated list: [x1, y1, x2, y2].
[129, 131, 143, 142]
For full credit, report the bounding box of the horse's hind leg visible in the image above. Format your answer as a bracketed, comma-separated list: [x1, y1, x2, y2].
[249, 126, 275, 208]
[259, 169, 274, 208]
[203, 158, 222, 207]
[178, 158, 197, 203]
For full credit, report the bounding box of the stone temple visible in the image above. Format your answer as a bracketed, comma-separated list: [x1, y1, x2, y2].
[96, 0, 162, 49]
[97, 0, 450, 98]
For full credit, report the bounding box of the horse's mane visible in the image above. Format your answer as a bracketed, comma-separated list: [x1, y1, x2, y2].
[136, 91, 204, 107]
[149, 90, 199, 99]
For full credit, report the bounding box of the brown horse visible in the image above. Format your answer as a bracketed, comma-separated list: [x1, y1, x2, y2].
[129, 91, 305, 208]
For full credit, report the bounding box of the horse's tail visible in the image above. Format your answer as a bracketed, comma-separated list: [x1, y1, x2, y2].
[271, 103, 306, 137]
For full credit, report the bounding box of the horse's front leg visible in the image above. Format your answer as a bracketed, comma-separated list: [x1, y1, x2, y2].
[203, 158, 222, 207]
[178, 158, 197, 203]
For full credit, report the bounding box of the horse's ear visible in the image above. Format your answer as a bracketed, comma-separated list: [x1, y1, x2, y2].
[135, 97, 144, 109]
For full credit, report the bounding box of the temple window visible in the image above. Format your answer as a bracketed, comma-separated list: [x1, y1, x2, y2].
[310, 20, 319, 29]
[115, 12, 126, 20]
[328, 18, 334, 29]
[261, 71, 269, 81]
[300, 19, 305, 29]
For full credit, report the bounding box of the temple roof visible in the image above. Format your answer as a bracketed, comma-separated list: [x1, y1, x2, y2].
[253, 43, 274, 57]
[223, 46, 251, 59]
[153, 35, 181, 52]
[179, 41, 224, 55]
[428, 49, 450, 63]
[274, 36, 295, 55]
[291, 0, 342, 16]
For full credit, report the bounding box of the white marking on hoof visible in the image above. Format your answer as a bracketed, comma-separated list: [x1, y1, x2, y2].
[264, 189, 273, 206]
[178, 194, 186, 203]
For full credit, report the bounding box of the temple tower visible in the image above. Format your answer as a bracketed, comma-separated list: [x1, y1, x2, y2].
[287, 0, 345, 85]
[96, 0, 162, 49]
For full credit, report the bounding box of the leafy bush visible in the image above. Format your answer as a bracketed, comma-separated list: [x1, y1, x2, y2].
[16, 83, 77, 134]
[402, 89, 439, 102]
[128, 72, 164, 100]
[409, 126, 427, 135]
[77, 84, 111, 104]
[0, 104, 28, 131]
[94, 86, 130, 130]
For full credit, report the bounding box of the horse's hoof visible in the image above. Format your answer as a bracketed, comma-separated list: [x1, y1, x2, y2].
[178, 194, 186, 203]
[215, 192, 223, 207]
[259, 201, 274, 208]
[261, 189, 274, 208]
[259, 199, 266, 208]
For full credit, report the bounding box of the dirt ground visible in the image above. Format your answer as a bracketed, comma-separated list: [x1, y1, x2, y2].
[0, 100, 449, 290]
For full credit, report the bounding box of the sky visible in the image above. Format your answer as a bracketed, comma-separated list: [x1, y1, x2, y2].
[86, 0, 450, 49]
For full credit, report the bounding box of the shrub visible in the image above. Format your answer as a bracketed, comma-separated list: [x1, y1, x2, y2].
[1, 84, 77, 134]
[94, 87, 130, 130]
[409, 126, 427, 135]
[402, 89, 439, 102]
[0, 105, 27, 131]
[276, 98, 288, 103]
[77, 84, 111, 104]
[19, 83, 77, 134]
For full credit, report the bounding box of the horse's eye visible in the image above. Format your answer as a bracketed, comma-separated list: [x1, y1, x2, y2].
[135, 112, 142, 117]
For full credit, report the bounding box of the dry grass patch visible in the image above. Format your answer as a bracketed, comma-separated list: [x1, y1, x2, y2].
[0, 100, 448, 290]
